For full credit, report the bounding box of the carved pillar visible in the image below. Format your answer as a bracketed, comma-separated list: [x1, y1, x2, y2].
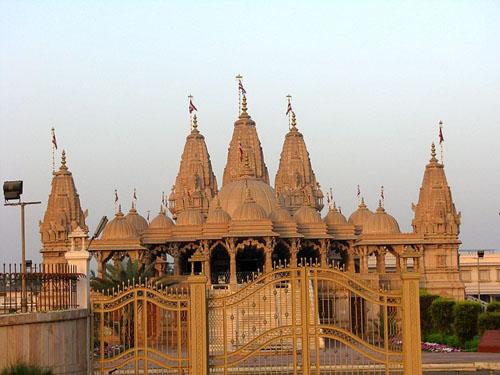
[319, 239, 327, 267]
[174, 253, 181, 276]
[346, 251, 355, 273]
[228, 240, 237, 287]
[360, 247, 369, 274]
[290, 239, 298, 267]
[376, 249, 386, 273]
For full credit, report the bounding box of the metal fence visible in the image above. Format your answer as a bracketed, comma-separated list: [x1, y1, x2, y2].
[0, 263, 82, 314]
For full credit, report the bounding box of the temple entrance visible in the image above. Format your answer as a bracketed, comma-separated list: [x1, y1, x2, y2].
[236, 246, 264, 283]
[210, 245, 230, 285]
[271, 242, 290, 266]
[297, 246, 319, 265]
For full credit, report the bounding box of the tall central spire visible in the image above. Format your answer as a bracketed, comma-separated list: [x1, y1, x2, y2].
[222, 79, 269, 186]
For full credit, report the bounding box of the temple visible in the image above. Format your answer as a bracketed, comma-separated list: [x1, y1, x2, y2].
[40, 87, 465, 299]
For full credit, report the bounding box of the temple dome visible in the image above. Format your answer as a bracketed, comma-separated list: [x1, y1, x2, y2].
[176, 208, 205, 226]
[294, 205, 322, 225]
[149, 210, 174, 229]
[125, 206, 148, 233]
[348, 198, 373, 226]
[324, 205, 348, 226]
[216, 178, 279, 217]
[232, 190, 268, 221]
[269, 205, 294, 224]
[363, 204, 400, 234]
[101, 210, 138, 240]
[206, 199, 231, 224]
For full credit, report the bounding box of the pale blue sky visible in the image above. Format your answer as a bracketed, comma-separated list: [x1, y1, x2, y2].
[1, 1, 499, 263]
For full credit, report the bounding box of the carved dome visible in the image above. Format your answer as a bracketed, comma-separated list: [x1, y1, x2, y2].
[176, 208, 205, 226]
[149, 210, 174, 229]
[101, 210, 138, 240]
[206, 199, 231, 224]
[294, 205, 322, 225]
[232, 190, 268, 221]
[348, 198, 373, 226]
[125, 206, 148, 234]
[216, 178, 279, 217]
[363, 205, 400, 235]
[269, 205, 294, 224]
[324, 205, 348, 226]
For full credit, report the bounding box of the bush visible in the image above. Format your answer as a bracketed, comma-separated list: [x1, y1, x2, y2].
[429, 298, 455, 335]
[486, 301, 500, 313]
[1, 363, 53, 375]
[478, 312, 500, 334]
[453, 301, 482, 345]
[464, 336, 480, 352]
[420, 291, 439, 335]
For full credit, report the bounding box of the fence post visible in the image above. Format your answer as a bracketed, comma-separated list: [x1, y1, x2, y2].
[188, 251, 209, 375]
[400, 249, 423, 375]
[65, 226, 92, 375]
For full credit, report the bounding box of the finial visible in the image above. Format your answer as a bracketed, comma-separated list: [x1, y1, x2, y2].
[291, 111, 297, 129]
[118, 204, 122, 214]
[359, 197, 367, 208]
[241, 94, 248, 113]
[430, 142, 437, 162]
[60, 149, 67, 169]
[192, 114, 198, 130]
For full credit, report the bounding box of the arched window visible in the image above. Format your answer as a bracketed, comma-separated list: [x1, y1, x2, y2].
[272, 242, 291, 267]
[236, 246, 264, 283]
[210, 245, 230, 284]
[297, 246, 319, 265]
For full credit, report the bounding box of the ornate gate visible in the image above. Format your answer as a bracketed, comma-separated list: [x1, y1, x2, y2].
[208, 265, 404, 374]
[92, 283, 191, 374]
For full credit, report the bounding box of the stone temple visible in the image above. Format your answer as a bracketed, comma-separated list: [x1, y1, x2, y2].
[39, 91, 465, 299]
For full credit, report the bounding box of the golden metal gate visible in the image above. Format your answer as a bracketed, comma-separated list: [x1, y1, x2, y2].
[91, 283, 191, 374]
[208, 265, 405, 374]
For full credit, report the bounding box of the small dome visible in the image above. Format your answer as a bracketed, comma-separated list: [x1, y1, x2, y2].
[176, 208, 205, 226]
[363, 205, 400, 234]
[294, 205, 322, 225]
[232, 189, 268, 221]
[324, 204, 348, 226]
[216, 178, 279, 217]
[206, 199, 231, 224]
[125, 206, 148, 233]
[101, 210, 138, 240]
[149, 209, 174, 229]
[348, 198, 374, 226]
[269, 205, 294, 224]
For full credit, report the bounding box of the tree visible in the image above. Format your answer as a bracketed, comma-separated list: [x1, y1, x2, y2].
[90, 258, 155, 292]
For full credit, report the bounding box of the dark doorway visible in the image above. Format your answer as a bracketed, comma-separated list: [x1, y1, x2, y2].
[210, 245, 230, 284]
[179, 248, 200, 275]
[297, 246, 319, 265]
[236, 246, 264, 283]
[272, 242, 291, 267]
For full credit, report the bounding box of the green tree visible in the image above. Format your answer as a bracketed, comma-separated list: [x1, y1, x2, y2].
[429, 298, 455, 335]
[90, 258, 155, 292]
[453, 301, 482, 346]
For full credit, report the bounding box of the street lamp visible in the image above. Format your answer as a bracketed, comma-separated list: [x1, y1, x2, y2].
[3, 181, 41, 312]
[477, 250, 485, 301]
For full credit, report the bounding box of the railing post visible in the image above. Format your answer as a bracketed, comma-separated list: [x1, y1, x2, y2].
[65, 226, 92, 375]
[400, 249, 422, 375]
[188, 251, 209, 375]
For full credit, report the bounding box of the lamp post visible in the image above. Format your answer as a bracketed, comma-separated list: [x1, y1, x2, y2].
[3, 181, 41, 312]
[477, 250, 484, 301]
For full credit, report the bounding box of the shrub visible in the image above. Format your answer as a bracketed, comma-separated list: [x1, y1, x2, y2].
[1, 363, 53, 375]
[420, 291, 439, 335]
[453, 301, 482, 345]
[429, 298, 455, 335]
[464, 336, 480, 352]
[478, 312, 500, 334]
[486, 301, 500, 313]
[426, 332, 444, 343]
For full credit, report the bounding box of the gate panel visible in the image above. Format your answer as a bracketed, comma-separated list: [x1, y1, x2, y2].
[92, 285, 190, 374]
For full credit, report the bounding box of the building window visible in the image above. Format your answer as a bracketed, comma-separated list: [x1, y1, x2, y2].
[496, 269, 500, 281]
[461, 270, 472, 282]
[479, 270, 490, 282]
[437, 255, 446, 267]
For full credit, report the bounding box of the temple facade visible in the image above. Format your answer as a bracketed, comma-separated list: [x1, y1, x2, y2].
[40, 92, 465, 299]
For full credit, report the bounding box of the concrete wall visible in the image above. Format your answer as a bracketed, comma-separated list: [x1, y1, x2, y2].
[0, 308, 89, 375]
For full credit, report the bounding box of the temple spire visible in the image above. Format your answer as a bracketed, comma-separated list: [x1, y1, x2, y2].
[275, 105, 323, 213]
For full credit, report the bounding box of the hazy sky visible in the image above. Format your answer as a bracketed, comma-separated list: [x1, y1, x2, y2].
[1, 1, 499, 263]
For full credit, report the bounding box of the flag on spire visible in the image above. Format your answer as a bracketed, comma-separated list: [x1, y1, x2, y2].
[188, 97, 197, 114]
[51, 128, 58, 150]
[238, 80, 246, 95]
[286, 96, 293, 115]
[133, 188, 137, 201]
[438, 121, 444, 144]
[356, 185, 361, 198]
[114, 189, 119, 203]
